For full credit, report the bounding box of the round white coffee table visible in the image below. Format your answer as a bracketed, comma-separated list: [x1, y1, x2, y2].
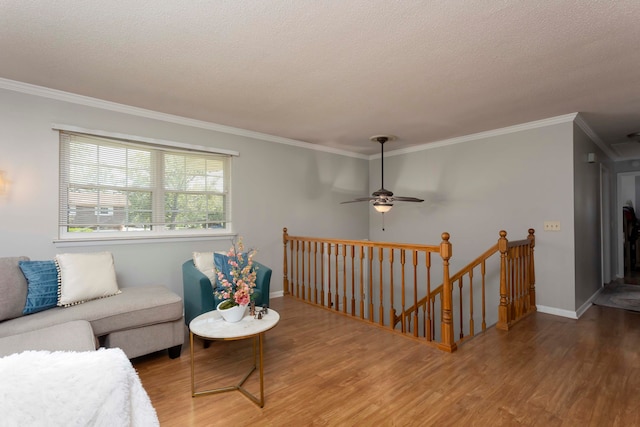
[189, 307, 280, 407]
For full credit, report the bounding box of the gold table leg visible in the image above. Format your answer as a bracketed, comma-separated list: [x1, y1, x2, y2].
[190, 332, 265, 407]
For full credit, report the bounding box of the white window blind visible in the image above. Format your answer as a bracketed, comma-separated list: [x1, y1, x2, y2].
[59, 131, 231, 239]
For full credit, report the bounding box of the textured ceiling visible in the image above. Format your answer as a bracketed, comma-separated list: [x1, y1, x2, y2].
[1, 1, 640, 156]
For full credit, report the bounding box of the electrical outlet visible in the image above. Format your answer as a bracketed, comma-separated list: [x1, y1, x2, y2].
[543, 221, 561, 231]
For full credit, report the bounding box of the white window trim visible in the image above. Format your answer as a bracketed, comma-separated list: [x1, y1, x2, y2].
[56, 125, 235, 242]
[53, 233, 237, 248]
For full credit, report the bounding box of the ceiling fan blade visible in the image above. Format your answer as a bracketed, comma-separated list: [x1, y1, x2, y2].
[340, 197, 376, 204]
[340, 136, 424, 213]
[392, 196, 424, 202]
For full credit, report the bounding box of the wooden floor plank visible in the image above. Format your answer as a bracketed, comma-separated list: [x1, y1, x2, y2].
[133, 296, 640, 426]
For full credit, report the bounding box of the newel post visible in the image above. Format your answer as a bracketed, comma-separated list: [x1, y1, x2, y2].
[437, 232, 457, 353]
[283, 228, 290, 295]
[528, 228, 536, 311]
[496, 230, 510, 331]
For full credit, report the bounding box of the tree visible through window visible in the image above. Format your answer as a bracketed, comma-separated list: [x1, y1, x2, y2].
[58, 131, 231, 238]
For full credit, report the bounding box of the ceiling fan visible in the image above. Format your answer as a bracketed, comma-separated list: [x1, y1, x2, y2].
[341, 135, 424, 214]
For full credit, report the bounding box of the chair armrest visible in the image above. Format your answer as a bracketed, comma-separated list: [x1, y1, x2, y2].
[254, 261, 272, 306]
[182, 260, 216, 326]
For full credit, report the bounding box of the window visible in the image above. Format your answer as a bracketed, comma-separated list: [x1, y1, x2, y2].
[58, 131, 231, 239]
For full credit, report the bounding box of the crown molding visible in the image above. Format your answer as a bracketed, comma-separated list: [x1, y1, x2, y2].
[0, 78, 368, 160]
[573, 113, 619, 161]
[373, 113, 582, 159]
[0, 78, 611, 163]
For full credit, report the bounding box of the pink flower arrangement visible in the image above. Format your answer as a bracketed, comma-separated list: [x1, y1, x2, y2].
[215, 238, 258, 308]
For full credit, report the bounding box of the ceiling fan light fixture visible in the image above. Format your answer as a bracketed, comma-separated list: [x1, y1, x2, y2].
[373, 202, 393, 213]
[340, 134, 422, 228]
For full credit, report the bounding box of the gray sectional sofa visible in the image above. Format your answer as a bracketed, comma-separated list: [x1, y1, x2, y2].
[0, 256, 184, 359]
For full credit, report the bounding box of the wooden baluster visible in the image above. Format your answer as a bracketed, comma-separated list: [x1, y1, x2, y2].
[400, 249, 406, 333]
[327, 243, 332, 308]
[518, 245, 524, 316]
[296, 240, 300, 297]
[320, 242, 325, 307]
[283, 228, 289, 294]
[431, 294, 437, 341]
[307, 241, 311, 302]
[497, 230, 509, 330]
[301, 241, 306, 301]
[519, 246, 524, 313]
[507, 248, 513, 320]
[469, 269, 474, 337]
[438, 232, 456, 352]
[458, 278, 464, 340]
[523, 245, 530, 313]
[389, 249, 395, 330]
[290, 240, 295, 296]
[426, 252, 432, 341]
[379, 247, 384, 326]
[335, 244, 340, 311]
[412, 250, 418, 337]
[528, 229, 536, 311]
[313, 242, 318, 304]
[481, 260, 487, 331]
[359, 246, 365, 319]
[368, 246, 374, 322]
[343, 245, 347, 314]
[509, 247, 518, 320]
[510, 247, 516, 321]
[350, 245, 355, 315]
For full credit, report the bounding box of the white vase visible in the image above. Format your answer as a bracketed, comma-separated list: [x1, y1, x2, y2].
[216, 301, 248, 323]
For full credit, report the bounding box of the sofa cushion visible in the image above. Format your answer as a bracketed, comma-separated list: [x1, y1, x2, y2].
[18, 260, 59, 315]
[0, 286, 183, 338]
[55, 252, 121, 306]
[0, 256, 29, 321]
[0, 320, 96, 357]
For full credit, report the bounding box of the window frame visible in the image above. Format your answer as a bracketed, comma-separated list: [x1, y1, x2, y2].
[56, 126, 238, 242]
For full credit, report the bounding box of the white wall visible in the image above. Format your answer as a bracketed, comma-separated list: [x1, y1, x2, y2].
[0, 87, 370, 298]
[367, 122, 578, 312]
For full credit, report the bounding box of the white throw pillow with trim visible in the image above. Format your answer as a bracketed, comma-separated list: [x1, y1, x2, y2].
[192, 252, 216, 281]
[55, 252, 121, 307]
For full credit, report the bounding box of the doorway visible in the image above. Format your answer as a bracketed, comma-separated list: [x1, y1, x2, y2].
[617, 172, 640, 282]
[601, 164, 611, 285]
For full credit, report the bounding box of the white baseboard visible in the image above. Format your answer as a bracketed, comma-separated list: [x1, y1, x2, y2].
[537, 287, 604, 320]
[270, 290, 284, 299]
[575, 287, 603, 318]
[536, 305, 578, 319]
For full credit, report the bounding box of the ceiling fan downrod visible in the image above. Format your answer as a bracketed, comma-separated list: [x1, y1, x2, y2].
[370, 135, 393, 193]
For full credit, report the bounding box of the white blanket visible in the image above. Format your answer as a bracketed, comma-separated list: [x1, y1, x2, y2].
[0, 348, 159, 427]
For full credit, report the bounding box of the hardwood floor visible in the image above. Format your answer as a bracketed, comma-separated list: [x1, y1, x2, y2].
[133, 296, 640, 426]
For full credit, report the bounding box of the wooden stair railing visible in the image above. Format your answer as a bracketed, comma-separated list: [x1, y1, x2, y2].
[398, 242, 500, 348]
[496, 229, 536, 330]
[282, 227, 535, 352]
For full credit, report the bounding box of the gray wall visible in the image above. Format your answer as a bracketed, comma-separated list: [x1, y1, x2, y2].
[0, 83, 617, 316]
[573, 124, 611, 310]
[0, 87, 370, 298]
[367, 122, 579, 313]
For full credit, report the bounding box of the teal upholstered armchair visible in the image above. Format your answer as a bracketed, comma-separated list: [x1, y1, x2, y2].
[182, 258, 271, 326]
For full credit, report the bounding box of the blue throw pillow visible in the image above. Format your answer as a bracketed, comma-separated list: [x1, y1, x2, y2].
[19, 260, 59, 315]
[213, 253, 232, 291]
[213, 252, 253, 291]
